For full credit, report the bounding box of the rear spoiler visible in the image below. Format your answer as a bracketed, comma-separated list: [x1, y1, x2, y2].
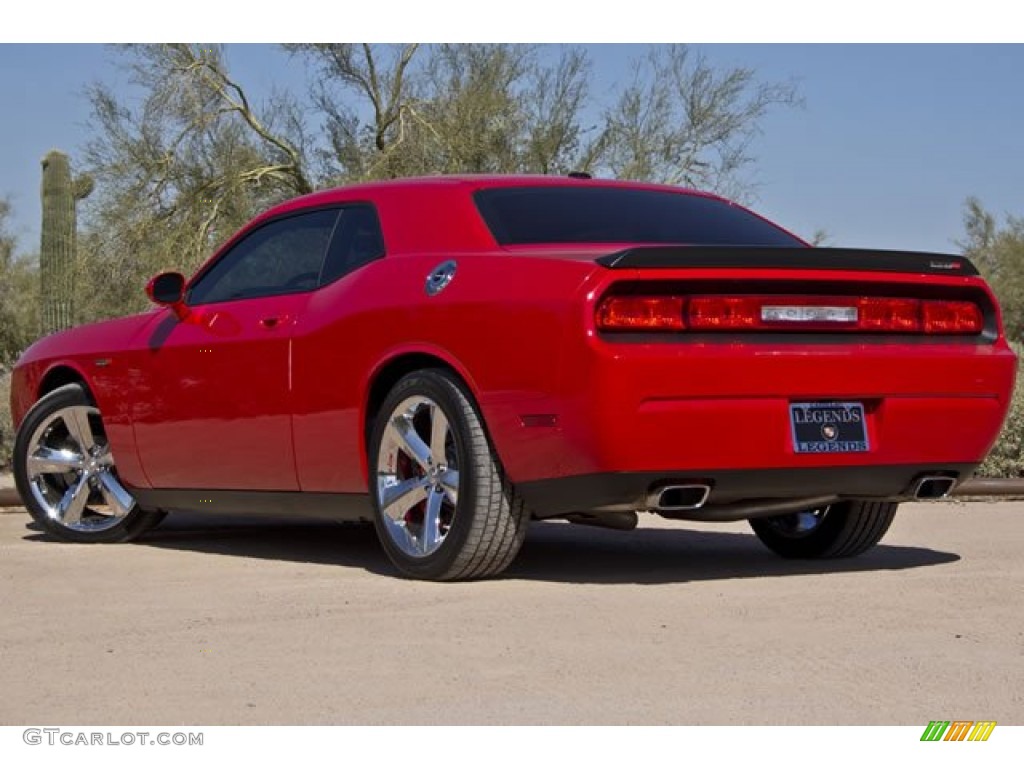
[595, 246, 980, 277]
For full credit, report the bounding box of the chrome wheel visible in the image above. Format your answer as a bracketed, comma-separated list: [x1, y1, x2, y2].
[375, 395, 461, 558]
[24, 404, 136, 532]
[370, 370, 529, 580]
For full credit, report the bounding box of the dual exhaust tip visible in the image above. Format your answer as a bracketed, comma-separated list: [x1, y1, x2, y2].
[645, 475, 956, 511]
[646, 484, 711, 511]
[912, 475, 956, 500]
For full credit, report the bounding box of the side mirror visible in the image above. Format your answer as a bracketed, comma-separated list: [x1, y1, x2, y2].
[145, 272, 187, 317]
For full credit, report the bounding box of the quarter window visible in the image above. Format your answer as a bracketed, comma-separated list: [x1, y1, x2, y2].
[318, 205, 386, 285]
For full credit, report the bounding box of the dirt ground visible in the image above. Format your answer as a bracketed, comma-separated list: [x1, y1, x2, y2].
[0, 500, 1021, 725]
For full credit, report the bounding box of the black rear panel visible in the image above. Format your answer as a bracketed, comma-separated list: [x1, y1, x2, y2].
[596, 246, 980, 276]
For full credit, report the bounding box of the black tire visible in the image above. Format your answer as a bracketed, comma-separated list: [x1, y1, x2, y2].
[368, 369, 529, 580]
[14, 383, 166, 543]
[749, 500, 898, 559]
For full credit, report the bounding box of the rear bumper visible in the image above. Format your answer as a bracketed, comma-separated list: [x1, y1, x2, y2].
[518, 463, 979, 518]
[485, 338, 1016, 492]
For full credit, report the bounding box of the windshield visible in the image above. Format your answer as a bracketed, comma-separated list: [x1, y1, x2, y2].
[474, 186, 804, 247]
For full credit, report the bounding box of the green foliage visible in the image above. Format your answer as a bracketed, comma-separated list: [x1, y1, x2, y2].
[0, 200, 40, 468]
[70, 44, 800, 328]
[294, 43, 593, 181]
[0, 368, 12, 470]
[978, 343, 1024, 477]
[77, 44, 314, 318]
[960, 197, 1024, 341]
[959, 201, 1024, 476]
[0, 199, 11, 264]
[291, 44, 800, 199]
[0, 256, 39, 363]
[0, 200, 39, 366]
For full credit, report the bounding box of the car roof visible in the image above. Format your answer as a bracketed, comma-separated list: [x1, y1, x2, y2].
[258, 174, 723, 221]
[230, 174, 778, 258]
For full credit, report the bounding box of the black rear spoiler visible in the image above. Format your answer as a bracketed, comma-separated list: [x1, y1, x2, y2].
[595, 246, 979, 277]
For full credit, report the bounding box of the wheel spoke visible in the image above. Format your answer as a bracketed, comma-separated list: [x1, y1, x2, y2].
[422, 488, 444, 554]
[25, 401, 133, 534]
[439, 468, 459, 506]
[376, 394, 462, 560]
[27, 446, 84, 475]
[57, 475, 91, 525]
[94, 446, 116, 469]
[380, 476, 429, 522]
[387, 414, 432, 472]
[97, 470, 135, 519]
[63, 408, 97, 453]
[429, 404, 449, 466]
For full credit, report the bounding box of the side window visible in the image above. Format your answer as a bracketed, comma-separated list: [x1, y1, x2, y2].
[188, 209, 340, 305]
[319, 205, 386, 286]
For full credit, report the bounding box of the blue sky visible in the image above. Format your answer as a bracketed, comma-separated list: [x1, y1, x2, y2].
[0, 44, 1021, 255]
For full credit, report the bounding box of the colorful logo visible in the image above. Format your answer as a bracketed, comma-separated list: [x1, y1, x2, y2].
[920, 721, 996, 742]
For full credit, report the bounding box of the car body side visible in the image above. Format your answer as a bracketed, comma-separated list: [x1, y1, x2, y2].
[10, 176, 1018, 517]
[10, 178, 605, 497]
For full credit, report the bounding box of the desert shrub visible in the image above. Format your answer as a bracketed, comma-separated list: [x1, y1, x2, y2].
[0, 368, 13, 471]
[978, 342, 1024, 477]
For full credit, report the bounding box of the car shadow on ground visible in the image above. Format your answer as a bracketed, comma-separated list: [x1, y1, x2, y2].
[22, 512, 961, 585]
[506, 520, 959, 584]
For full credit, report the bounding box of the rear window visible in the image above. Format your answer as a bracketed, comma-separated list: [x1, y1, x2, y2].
[474, 186, 803, 247]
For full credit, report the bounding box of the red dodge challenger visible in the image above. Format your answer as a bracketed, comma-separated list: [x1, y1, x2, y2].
[9, 175, 1017, 580]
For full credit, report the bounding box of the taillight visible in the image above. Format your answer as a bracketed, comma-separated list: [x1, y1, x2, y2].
[595, 296, 684, 331]
[858, 298, 921, 332]
[687, 297, 760, 330]
[921, 300, 984, 334]
[596, 294, 984, 335]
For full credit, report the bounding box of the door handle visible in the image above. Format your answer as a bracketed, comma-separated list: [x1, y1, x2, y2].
[260, 315, 286, 329]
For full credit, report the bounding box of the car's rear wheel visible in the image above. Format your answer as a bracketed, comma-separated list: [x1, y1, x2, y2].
[749, 500, 898, 559]
[13, 383, 165, 543]
[369, 369, 529, 580]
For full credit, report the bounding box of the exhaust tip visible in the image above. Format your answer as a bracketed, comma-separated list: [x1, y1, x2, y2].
[913, 476, 956, 500]
[648, 483, 711, 511]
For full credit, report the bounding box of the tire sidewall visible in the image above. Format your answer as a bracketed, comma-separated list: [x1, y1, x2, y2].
[14, 383, 152, 544]
[368, 370, 481, 579]
[750, 500, 897, 559]
[750, 506, 846, 558]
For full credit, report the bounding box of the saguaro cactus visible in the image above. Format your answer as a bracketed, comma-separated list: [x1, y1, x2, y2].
[39, 150, 92, 334]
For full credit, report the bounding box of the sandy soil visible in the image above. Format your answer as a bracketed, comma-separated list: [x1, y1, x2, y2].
[0, 502, 1021, 725]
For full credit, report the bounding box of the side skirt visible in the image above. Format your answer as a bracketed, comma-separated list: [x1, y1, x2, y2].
[129, 487, 374, 522]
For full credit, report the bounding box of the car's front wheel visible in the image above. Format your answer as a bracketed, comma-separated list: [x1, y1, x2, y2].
[13, 383, 165, 543]
[369, 369, 529, 580]
[749, 500, 898, 559]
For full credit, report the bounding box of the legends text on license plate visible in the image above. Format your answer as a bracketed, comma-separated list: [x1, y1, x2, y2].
[790, 402, 868, 453]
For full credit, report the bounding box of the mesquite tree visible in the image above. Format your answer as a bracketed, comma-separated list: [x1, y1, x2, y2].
[77, 44, 800, 322]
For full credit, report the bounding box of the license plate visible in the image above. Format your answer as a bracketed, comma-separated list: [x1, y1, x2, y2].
[790, 402, 869, 453]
